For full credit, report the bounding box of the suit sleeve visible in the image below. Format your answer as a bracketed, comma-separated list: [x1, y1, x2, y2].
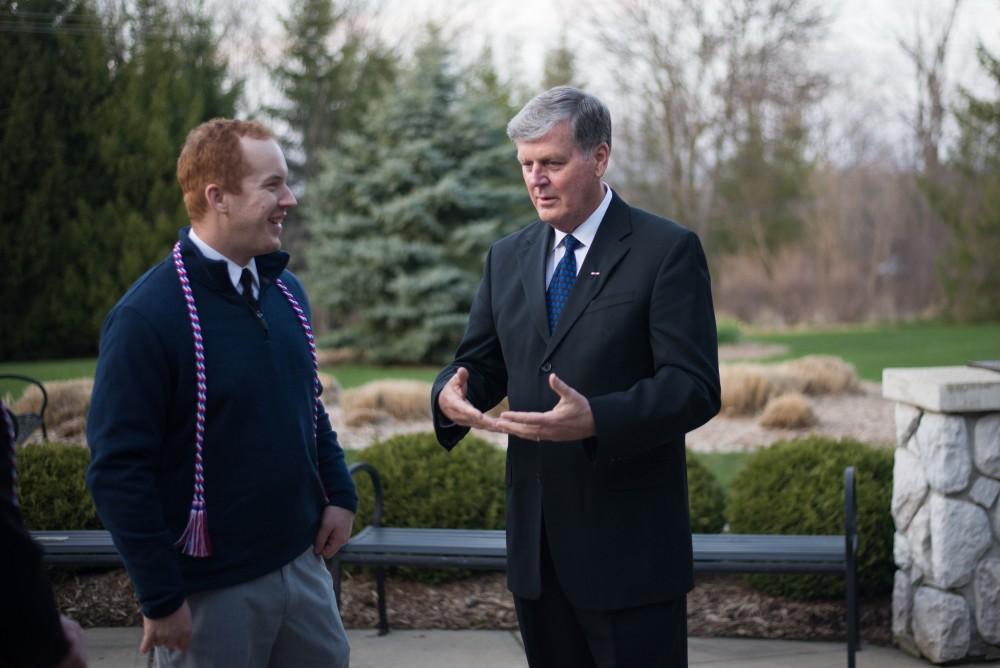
[86, 305, 187, 619]
[0, 404, 72, 668]
[431, 247, 509, 449]
[587, 230, 721, 460]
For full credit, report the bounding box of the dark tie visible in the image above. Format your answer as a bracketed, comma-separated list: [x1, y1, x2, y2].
[546, 235, 580, 333]
[239, 268, 259, 311]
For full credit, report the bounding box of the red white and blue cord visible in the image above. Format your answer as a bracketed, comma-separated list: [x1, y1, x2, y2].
[172, 242, 323, 557]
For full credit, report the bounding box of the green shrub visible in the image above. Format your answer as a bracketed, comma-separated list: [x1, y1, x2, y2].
[727, 436, 893, 599]
[716, 317, 742, 344]
[350, 432, 505, 581]
[16, 442, 100, 530]
[686, 450, 726, 533]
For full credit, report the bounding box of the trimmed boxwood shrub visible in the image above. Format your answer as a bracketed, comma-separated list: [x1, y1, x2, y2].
[686, 450, 726, 533]
[352, 432, 506, 533]
[351, 432, 504, 581]
[726, 436, 893, 599]
[16, 442, 101, 530]
[715, 317, 742, 344]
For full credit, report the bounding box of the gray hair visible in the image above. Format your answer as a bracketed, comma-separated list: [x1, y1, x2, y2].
[506, 86, 612, 154]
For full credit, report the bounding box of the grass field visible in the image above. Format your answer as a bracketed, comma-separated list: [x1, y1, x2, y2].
[324, 364, 438, 389]
[0, 357, 437, 398]
[749, 321, 1000, 381]
[4, 320, 996, 400]
[0, 359, 99, 400]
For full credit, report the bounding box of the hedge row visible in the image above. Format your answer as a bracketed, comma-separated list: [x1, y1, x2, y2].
[16, 434, 893, 599]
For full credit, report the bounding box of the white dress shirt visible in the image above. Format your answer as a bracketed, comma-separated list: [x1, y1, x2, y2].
[544, 184, 614, 288]
[188, 228, 260, 299]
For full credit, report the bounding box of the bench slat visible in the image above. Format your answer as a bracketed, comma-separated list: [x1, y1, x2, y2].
[336, 528, 847, 569]
[31, 529, 848, 568]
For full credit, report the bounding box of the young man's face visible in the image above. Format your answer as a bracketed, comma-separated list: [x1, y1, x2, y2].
[516, 120, 609, 234]
[217, 137, 297, 266]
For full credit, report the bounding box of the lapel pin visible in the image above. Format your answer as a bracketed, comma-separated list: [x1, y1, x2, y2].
[590, 271, 601, 277]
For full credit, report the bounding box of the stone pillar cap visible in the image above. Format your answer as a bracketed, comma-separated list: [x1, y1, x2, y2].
[883, 365, 1000, 412]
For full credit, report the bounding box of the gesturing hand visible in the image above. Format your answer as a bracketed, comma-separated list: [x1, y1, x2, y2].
[436, 367, 500, 432]
[496, 373, 596, 442]
[139, 601, 192, 654]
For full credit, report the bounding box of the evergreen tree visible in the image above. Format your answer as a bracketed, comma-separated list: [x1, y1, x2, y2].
[0, 0, 239, 359]
[542, 35, 584, 89]
[90, 0, 239, 285]
[0, 0, 113, 359]
[304, 32, 532, 363]
[711, 112, 812, 278]
[267, 0, 396, 267]
[269, 0, 396, 186]
[928, 45, 1000, 321]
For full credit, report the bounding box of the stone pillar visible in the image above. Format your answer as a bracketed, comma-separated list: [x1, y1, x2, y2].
[884, 366, 1000, 664]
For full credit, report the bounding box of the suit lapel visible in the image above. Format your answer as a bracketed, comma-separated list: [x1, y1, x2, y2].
[543, 194, 632, 360]
[516, 221, 553, 342]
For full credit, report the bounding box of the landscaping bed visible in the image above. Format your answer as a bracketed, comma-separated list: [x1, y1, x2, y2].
[50, 568, 891, 645]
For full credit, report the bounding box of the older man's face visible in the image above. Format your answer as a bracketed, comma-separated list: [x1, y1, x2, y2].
[516, 120, 609, 234]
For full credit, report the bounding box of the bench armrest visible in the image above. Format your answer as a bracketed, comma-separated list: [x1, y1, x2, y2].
[844, 465, 857, 562]
[349, 462, 383, 528]
[0, 374, 48, 444]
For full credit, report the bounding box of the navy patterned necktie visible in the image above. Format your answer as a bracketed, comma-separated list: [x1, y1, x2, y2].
[546, 234, 580, 333]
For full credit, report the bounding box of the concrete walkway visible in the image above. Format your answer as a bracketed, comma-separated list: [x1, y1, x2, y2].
[82, 627, 964, 667]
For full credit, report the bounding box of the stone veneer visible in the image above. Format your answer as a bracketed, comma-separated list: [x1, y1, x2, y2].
[884, 366, 1000, 664]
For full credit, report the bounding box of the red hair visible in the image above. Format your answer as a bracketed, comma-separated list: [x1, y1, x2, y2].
[176, 118, 274, 220]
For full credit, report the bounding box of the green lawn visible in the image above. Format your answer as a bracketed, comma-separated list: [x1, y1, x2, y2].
[748, 321, 1000, 381]
[323, 364, 438, 389]
[0, 357, 438, 398]
[0, 359, 98, 399]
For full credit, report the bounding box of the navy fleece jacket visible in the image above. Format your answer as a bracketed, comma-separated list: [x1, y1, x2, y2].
[86, 228, 356, 619]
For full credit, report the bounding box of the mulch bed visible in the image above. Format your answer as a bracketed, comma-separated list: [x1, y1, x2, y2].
[50, 567, 891, 645]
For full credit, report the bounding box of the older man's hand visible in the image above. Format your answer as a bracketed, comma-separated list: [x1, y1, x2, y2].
[496, 374, 596, 442]
[437, 367, 501, 432]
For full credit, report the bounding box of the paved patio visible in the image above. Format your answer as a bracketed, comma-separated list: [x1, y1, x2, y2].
[82, 627, 958, 667]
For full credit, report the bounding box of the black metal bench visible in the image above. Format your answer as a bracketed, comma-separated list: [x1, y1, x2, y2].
[0, 374, 48, 445]
[332, 463, 859, 667]
[31, 464, 860, 667]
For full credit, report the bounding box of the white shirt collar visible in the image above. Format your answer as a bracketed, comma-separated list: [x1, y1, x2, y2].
[188, 227, 259, 294]
[550, 183, 613, 252]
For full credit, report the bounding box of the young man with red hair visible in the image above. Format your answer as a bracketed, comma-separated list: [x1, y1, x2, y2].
[87, 119, 355, 667]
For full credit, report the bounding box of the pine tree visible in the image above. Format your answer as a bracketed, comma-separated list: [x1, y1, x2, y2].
[267, 0, 396, 267]
[711, 112, 812, 278]
[0, 0, 114, 359]
[304, 32, 532, 363]
[269, 0, 396, 186]
[928, 45, 1000, 321]
[0, 0, 240, 359]
[542, 35, 584, 89]
[92, 0, 240, 285]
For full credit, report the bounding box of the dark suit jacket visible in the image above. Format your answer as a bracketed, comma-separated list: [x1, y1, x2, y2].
[432, 192, 721, 611]
[1, 403, 71, 667]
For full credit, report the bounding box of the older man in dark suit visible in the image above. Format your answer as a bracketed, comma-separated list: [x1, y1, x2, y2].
[432, 86, 721, 667]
